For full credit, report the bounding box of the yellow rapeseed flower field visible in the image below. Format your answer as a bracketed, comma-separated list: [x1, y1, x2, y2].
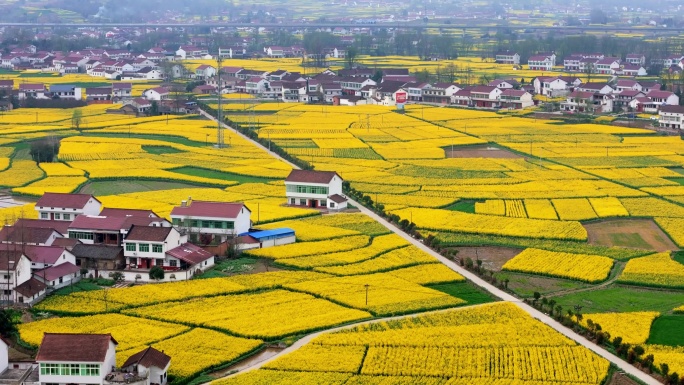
[619, 252, 684, 288]
[580, 312, 659, 344]
[502, 248, 614, 283]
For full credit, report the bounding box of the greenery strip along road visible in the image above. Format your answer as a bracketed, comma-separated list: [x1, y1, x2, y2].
[200, 109, 661, 385]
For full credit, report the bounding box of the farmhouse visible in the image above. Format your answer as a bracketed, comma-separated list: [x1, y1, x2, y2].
[36, 333, 117, 385]
[285, 170, 347, 210]
[36, 193, 102, 221]
[120, 347, 171, 385]
[67, 215, 171, 246]
[238, 228, 296, 250]
[0, 251, 32, 304]
[658, 105, 684, 130]
[170, 200, 251, 244]
[71, 244, 125, 275]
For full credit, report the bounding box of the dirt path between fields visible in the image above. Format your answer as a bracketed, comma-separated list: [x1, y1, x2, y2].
[199, 109, 662, 385]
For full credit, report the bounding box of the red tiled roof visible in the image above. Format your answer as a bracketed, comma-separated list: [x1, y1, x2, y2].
[36, 333, 117, 363]
[125, 225, 172, 242]
[170, 201, 248, 219]
[501, 89, 528, 96]
[329, 194, 348, 204]
[166, 243, 212, 265]
[285, 170, 340, 184]
[69, 215, 129, 231]
[646, 90, 674, 98]
[122, 347, 171, 369]
[99, 208, 158, 218]
[0, 226, 60, 245]
[36, 193, 97, 209]
[15, 278, 46, 298]
[660, 105, 684, 113]
[471, 86, 498, 93]
[36, 262, 80, 281]
[12, 219, 70, 235]
[17, 245, 65, 264]
[51, 238, 81, 248]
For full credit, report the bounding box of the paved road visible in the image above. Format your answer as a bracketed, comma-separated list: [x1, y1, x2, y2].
[200, 109, 660, 385]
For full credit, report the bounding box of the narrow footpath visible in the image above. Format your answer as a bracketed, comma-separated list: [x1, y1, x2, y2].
[200, 110, 660, 385]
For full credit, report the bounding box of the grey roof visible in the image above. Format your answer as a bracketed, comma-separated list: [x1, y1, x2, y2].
[49, 84, 76, 92]
[71, 244, 123, 260]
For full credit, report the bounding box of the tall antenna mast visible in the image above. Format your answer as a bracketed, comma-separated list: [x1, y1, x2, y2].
[216, 52, 224, 148]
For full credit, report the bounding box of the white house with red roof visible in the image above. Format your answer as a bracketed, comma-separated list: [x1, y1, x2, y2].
[123, 225, 214, 280]
[36, 333, 117, 385]
[170, 200, 251, 244]
[646, 90, 680, 106]
[142, 87, 170, 101]
[34, 262, 81, 290]
[18, 83, 48, 100]
[527, 54, 555, 71]
[35, 193, 102, 221]
[194, 65, 216, 79]
[175, 46, 208, 59]
[658, 105, 684, 130]
[285, 170, 347, 210]
[533, 76, 582, 97]
[67, 215, 170, 246]
[500, 89, 534, 109]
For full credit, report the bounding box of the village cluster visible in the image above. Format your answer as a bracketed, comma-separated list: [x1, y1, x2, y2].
[0, 170, 347, 304]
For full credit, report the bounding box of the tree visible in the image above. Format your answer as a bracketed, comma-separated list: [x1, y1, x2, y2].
[109, 271, 124, 283]
[346, 46, 358, 69]
[149, 266, 164, 281]
[71, 109, 82, 131]
[589, 9, 608, 24]
[0, 309, 17, 338]
[150, 101, 159, 116]
[30, 137, 60, 163]
[371, 70, 383, 83]
[661, 363, 670, 378]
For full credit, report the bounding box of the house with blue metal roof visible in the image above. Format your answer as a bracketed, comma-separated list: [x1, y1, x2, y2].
[238, 228, 296, 250]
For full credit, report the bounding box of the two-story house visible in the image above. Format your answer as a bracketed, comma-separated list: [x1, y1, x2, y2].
[18, 84, 47, 100]
[142, 87, 170, 101]
[285, 170, 347, 210]
[595, 57, 621, 74]
[626, 54, 646, 66]
[71, 244, 125, 276]
[170, 200, 251, 244]
[495, 51, 520, 65]
[50, 85, 82, 100]
[528, 55, 554, 71]
[499, 89, 534, 109]
[123, 226, 214, 276]
[533, 76, 582, 97]
[36, 193, 102, 222]
[646, 90, 680, 106]
[194, 65, 216, 80]
[68, 215, 170, 246]
[0, 250, 32, 303]
[658, 105, 684, 130]
[36, 333, 117, 385]
[112, 83, 132, 99]
[470, 86, 502, 108]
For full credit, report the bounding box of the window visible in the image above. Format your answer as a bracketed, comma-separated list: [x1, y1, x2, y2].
[290, 198, 295, 205]
[58, 277, 63, 284]
[152, 244, 163, 253]
[126, 243, 136, 252]
[40, 212, 48, 219]
[190, 220, 199, 227]
[169, 260, 177, 267]
[54, 213, 60, 220]
[82, 364, 99, 376]
[299, 199, 306, 205]
[172, 218, 181, 226]
[226, 221, 234, 229]
[68, 232, 94, 240]
[156, 259, 163, 266]
[40, 363, 59, 375]
[139, 244, 149, 252]
[63, 214, 70, 220]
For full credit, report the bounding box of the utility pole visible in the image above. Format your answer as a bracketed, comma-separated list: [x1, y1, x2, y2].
[364, 284, 369, 305]
[216, 54, 224, 148]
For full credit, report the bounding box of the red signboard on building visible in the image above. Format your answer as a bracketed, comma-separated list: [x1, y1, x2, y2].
[395, 92, 407, 104]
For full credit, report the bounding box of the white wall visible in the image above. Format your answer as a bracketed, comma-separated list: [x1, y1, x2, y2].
[0, 338, 8, 374]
